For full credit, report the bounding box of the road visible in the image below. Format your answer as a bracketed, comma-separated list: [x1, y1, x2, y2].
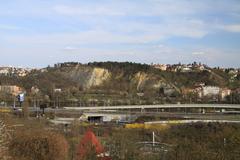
[2, 104, 240, 116]
[63, 104, 240, 110]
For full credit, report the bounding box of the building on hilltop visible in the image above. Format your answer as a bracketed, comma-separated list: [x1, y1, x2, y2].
[152, 64, 167, 71]
[0, 67, 31, 77]
[0, 68, 9, 76]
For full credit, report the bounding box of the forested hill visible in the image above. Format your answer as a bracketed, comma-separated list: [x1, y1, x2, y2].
[0, 62, 239, 105]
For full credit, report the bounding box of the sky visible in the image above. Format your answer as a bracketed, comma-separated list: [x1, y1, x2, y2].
[0, 0, 240, 68]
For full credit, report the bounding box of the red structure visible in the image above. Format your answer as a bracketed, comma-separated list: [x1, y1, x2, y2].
[76, 130, 111, 160]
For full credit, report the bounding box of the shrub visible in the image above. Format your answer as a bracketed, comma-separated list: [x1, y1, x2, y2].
[9, 129, 69, 160]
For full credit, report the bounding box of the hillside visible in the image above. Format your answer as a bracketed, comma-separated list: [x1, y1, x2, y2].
[0, 62, 239, 106]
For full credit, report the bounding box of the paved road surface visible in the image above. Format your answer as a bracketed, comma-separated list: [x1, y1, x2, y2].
[63, 104, 240, 110]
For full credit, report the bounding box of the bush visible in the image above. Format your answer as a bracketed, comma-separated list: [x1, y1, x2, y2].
[9, 129, 69, 160]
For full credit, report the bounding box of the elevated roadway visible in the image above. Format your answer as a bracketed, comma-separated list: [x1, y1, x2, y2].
[64, 104, 240, 110]
[2, 104, 240, 114]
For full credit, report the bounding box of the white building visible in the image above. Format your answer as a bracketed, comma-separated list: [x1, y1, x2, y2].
[152, 64, 167, 71]
[181, 67, 192, 72]
[194, 86, 231, 101]
[202, 86, 220, 97]
[0, 67, 10, 76]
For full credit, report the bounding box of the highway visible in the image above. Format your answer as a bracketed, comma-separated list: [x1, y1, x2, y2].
[2, 104, 240, 115]
[145, 119, 240, 124]
[64, 104, 240, 110]
[2, 104, 240, 124]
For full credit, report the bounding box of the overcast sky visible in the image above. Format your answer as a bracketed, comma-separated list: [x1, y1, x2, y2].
[0, 0, 240, 68]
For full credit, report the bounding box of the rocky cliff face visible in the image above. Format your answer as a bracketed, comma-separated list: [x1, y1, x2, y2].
[61, 66, 174, 93]
[87, 68, 111, 88]
[61, 65, 111, 89]
[132, 72, 177, 95]
[133, 72, 149, 90]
